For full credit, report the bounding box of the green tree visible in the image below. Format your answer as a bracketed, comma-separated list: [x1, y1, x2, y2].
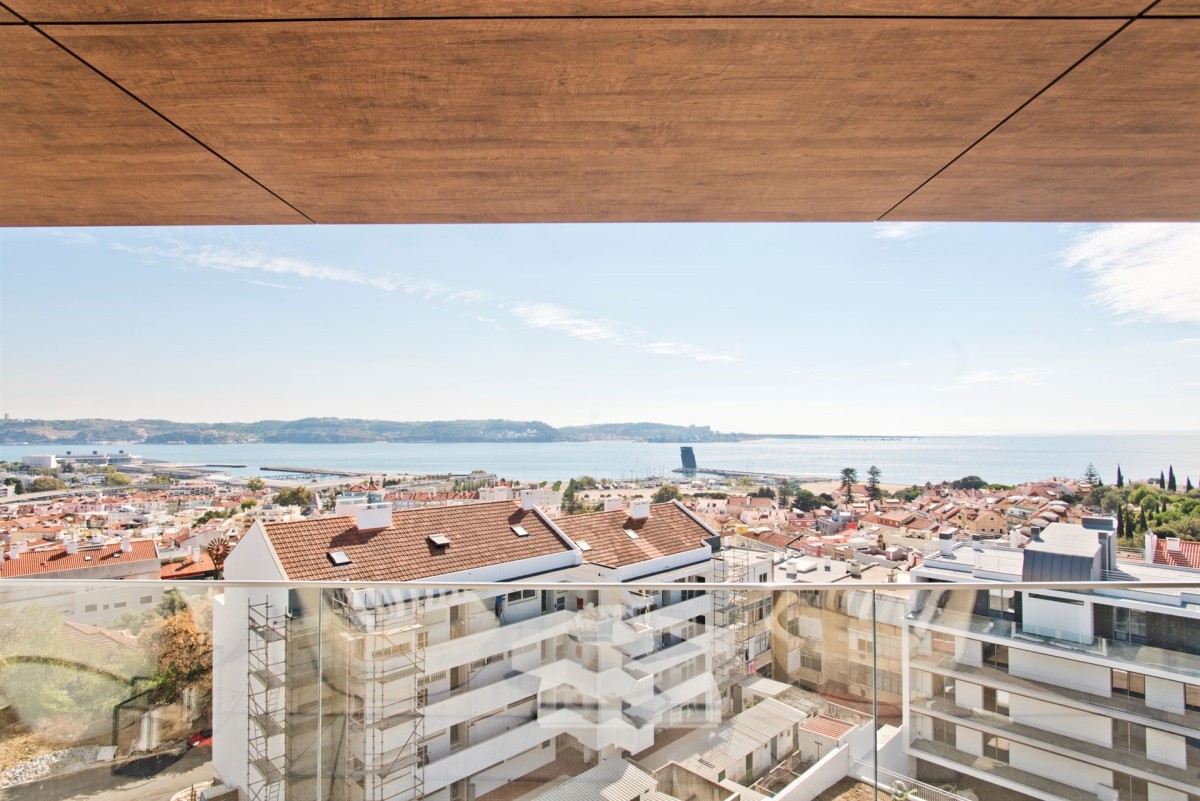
[551, 480, 562, 492]
[1082, 462, 1101, 486]
[576, 475, 599, 490]
[1168, 466, 1177, 492]
[1139, 506, 1148, 533]
[839, 468, 858, 503]
[1160, 470, 1167, 488]
[141, 606, 212, 709]
[1188, 477, 1195, 493]
[246, 477, 266, 491]
[562, 479, 582, 515]
[1116, 465, 1124, 488]
[790, 489, 821, 512]
[776, 480, 791, 510]
[752, 486, 776, 499]
[951, 475, 986, 490]
[108, 471, 132, 486]
[275, 486, 314, 507]
[895, 485, 924, 502]
[240, 498, 257, 511]
[867, 465, 883, 501]
[2, 476, 23, 494]
[1116, 505, 1125, 539]
[652, 484, 682, 503]
[28, 476, 65, 492]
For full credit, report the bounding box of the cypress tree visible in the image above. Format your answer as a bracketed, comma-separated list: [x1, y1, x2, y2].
[1160, 470, 1166, 488]
[1116, 465, 1124, 488]
[1116, 506, 1125, 539]
[1168, 466, 1177, 492]
[1139, 506, 1148, 532]
[1188, 477, 1194, 493]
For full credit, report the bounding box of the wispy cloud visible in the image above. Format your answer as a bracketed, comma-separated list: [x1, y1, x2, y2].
[44, 229, 96, 246]
[114, 236, 730, 364]
[112, 239, 482, 302]
[245, 279, 292, 290]
[958, 369, 1037, 385]
[507, 302, 621, 342]
[874, 222, 939, 241]
[505, 302, 732, 363]
[1063, 224, 1200, 324]
[637, 342, 733, 363]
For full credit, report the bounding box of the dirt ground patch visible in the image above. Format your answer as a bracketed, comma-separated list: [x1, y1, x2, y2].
[811, 778, 889, 801]
[0, 732, 66, 776]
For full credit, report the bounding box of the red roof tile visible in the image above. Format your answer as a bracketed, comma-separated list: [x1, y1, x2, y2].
[1154, 539, 1200, 570]
[160, 549, 217, 579]
[0, 540, 158, 578]
[554, 502, 713, 569]
[259, 500, 572, 581]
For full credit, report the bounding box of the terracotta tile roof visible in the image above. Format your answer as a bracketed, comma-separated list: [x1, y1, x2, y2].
[554, 502, 712, 569]
[0, 540, 158, 578]
[160, 549, 217, 579]
[800, 715, 855, 740]
[1154, 539, 1200, 570]
[62, 621, 138, 654]
[260, 500, 572, 581]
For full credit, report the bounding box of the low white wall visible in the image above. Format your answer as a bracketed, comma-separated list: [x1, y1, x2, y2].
[775, 742, 850, 801]
[1009, 742, 1111, 793]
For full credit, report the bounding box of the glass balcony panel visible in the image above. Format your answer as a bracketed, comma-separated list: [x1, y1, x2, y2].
[0, 579, 1197, 801]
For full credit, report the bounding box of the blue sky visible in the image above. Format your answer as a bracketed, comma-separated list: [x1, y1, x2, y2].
[1, 222, 1196, 435]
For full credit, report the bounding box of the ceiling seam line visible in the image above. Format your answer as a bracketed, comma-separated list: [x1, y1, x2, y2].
[24, 14, 1148, 25]
[25, 23, 318, 225]
[874, 16, 1139, 222]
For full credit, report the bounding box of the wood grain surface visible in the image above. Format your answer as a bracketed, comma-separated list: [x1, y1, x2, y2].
[887, 19, 1200, 221]
[41, 18, 1119, 223]
[6, 0, 1153, 22]
[0, 26, 308, 226]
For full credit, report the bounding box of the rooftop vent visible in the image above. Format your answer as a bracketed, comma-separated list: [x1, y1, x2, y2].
[428, 533, 451, 548]
[624, 528, 640, 540]
[327, 550, 351, 567]
[511, 525, 529, 538]
[629, 500, 651, 520]
[577, 540, 592, 552]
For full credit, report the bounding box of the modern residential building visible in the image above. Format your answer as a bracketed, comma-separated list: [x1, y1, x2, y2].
[214, 494, 760, 801]
[905, 521, 1200, 801]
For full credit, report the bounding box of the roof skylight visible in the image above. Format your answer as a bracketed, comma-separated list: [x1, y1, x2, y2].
[428, 533, 451, 547]
[577, 540, 592, 552]
[624, 528, 639, 539]
[327, 550, 351, 566]
[511, 525, 529, 537]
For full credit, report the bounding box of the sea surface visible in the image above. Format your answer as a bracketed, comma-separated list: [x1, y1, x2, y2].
[2, 434, 1196, 486]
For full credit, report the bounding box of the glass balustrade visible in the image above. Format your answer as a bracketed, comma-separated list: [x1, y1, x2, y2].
[1, 578, 1198, 801]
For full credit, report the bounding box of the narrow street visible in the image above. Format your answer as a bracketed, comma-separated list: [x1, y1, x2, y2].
[0, 747, 213, 801]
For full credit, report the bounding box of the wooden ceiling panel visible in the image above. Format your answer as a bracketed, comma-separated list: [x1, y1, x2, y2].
[46, 19, 1119, 224]
[8, 0, 1149, 22]
[0, 26, 308, 226]
[1145, 0, 1200, 13]
[0, 8, 22, 22]
[887, 20, 1200, 222]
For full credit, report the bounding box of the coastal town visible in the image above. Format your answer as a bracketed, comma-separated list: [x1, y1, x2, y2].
[2, 448, 1199, 801]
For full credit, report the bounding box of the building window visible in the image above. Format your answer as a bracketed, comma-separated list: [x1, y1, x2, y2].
[1113, 670, 1146, 699]
[983, 735, 1010, 764]
[1186, 685, 1200, 713]
[140, 595, 153, 604]
[982, 643, 1009, 671]
[84, 604, 97, 613]
[1114, 608, 1148, 645]
[1113, 719, 1147, 755]
[931, 717, 956, 746]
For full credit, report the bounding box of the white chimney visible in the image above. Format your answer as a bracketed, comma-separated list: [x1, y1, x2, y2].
[604, 498, 625, 512]
[1010, 527, 1022, 549]
[355, 502, 392, 532]
[938, 531, 954, 557]
[1144, 530, 1158, 564]
[121, 535, 132, 553]
[8, 546, 18, 561]
[629, 500, 651, 520]
[65, 539, 77, 555]
[520, 491, 537, 511]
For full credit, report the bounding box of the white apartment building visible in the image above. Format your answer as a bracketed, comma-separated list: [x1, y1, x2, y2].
[905, 522, 1200, 801]
[21, 454, 57, 470]
[214, 495, 740, 801]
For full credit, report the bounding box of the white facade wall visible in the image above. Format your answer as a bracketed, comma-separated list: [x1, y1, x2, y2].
[1008, 694, 1111, 748]
[1147, 676, 1186, 715]
[1020, 592, 1094, 643]
[1008, 648, 1112, 697]
[1009, 742, 1112, 793]
[1146, 727, 1188, 770]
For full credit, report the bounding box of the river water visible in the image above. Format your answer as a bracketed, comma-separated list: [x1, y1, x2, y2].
[2, 434, 1196, 486]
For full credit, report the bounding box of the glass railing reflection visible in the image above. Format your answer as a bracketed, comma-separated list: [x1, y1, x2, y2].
[0, 578, 1198, 801]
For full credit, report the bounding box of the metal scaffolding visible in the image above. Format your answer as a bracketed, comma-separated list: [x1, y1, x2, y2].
[248, 599, 287, 801]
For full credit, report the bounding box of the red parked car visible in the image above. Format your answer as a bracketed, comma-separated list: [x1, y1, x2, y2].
[187, 729, 213, 749]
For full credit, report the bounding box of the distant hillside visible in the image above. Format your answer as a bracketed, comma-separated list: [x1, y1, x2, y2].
[0, 417, 742, 445]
